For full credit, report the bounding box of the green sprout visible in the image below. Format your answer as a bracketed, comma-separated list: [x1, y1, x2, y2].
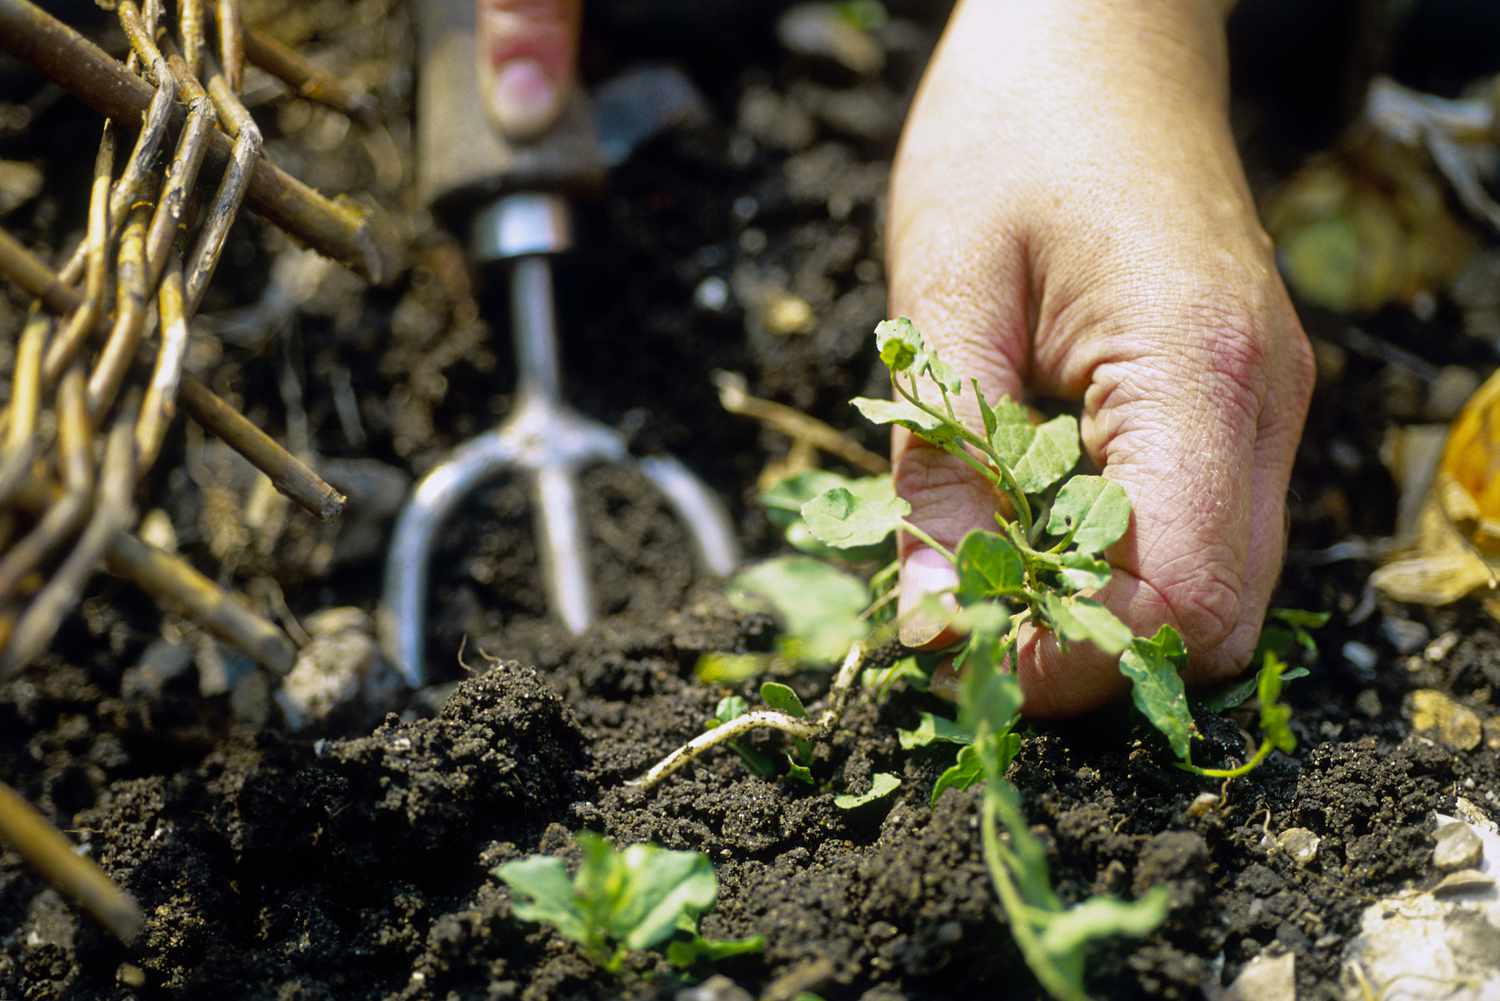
[495, 832, 762, 975]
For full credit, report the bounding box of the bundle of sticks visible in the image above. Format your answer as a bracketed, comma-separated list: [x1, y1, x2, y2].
[0, 0, 401, 945]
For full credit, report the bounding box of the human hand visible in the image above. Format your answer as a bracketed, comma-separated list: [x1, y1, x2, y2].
[477, 0, 582, 138]
[888, 0, 1315, 717]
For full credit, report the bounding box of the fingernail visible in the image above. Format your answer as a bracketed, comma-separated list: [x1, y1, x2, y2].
[490, 58, 559, 138]
[898, 547, 959, 648]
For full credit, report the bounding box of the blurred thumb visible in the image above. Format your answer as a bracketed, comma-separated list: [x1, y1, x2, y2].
[478, 0, 581, 139]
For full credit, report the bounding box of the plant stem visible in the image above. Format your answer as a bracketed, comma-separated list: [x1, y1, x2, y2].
[981, 787, 1084, 1001]
[899, 520, 955, 564]
[1180, 740, 1272, 780]
[629, 642, 866, 793]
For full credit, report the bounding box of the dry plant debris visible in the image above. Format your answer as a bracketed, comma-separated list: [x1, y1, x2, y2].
[0, 0, 397, 941]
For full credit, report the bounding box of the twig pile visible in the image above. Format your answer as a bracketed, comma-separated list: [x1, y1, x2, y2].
[0, 0, 399, 678]
[0, 0, 401, 940]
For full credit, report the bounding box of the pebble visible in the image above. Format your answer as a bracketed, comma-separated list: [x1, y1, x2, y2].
[1342, 640, 1379, 674]
[1408, 689, 1483, 750]
[762, 292, 814, 335]
[1378, 616, 1430, 654]
[1432, 868, 1494, 896]
[777, 4, 884, 75]
[116, 963, 146, 988]
[694, 276, 731, 313]
[1186, 792, 1220, 818]
[1486, 716, 1500, 751]
[276, 608, 402, 732]
[1426, 365, 1482, 421]
[1355, 688, 1383, 719]
[1433, 821, 1484, 872]
[1276, 828, 1321, 866]
[675, 975, 753, 1001]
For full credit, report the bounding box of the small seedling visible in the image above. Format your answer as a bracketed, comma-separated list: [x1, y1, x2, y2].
[494, 832, 761, 974]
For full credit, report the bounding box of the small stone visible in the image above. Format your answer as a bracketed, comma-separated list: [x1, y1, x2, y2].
[1432, 868, 1494, 896]
[1355, 688, 1382, 719]
[1379, 616, 1430, 654]
[675, 974, 753, 1001]
[1433, 821, 1484, 871]
[276, 608, 400, 733]
[777, 4, 884, 75]
[1425, 631, 1460, 662]
[1276, 827, 1321, 866]
[1426, 365, 1482, 421]
[1408, 689, 1483, 750]
[116, 963, 146, 987]
[1216, 951, 1295, 1001]
[1186, 792, 1221, 818]
[694, 276, 730, 313]
[1485, 715, 1500, 750]
[1342, 640, 1379, 674]
[762, 292, 814, 335]
[136, 508, 178, 552]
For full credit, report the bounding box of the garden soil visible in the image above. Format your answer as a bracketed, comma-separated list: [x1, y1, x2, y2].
[3, 2, 1499, 999]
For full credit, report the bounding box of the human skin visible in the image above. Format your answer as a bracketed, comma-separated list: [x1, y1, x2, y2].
[479, 0, 1316, 717]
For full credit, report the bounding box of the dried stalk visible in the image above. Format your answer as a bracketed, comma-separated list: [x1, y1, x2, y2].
[0, 782, 144, 944]
[714, 371, 889, 475]
[179, 0, 205, 77]
[214, 0, 243, 93]
[81, 202, 151, 417]
[146, 47, 217, 295]
[136, 252, 189, 475]
[0, 0, 401, 284]
[0, 225, 345, 518]
[105, 532, 297, 674]
[0, 368, 94, 603]
[1, 411, 136, 676]
[243, 27, 376, 123]
[0, 227, 77, 315]
[8, 474, 297, 675]
[43, 130, 116, 386]
[178, 378, 346, 519]
[186, 52, 262, 314]
[0, 312, 48, 506]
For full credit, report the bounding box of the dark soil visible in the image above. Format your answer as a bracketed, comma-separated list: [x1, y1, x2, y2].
[4, 3, 1500, 1000]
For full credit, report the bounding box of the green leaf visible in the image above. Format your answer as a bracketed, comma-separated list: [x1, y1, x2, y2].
[1200, 665, 1308, 713]
[611, 843, 719, 950]
[760, 681, 808, 718]
[1036, 887, 1171, 961]
[696, 653, 769, 684]
[495, 855, 590, 945]
[931, 742, 986, 804]
[666, 931, 765, 968]
[834, 771, 901, 809]
[958, 630, 1023, 738]
[955, 530, 1026, 604]
[729, 557, 869, 664]
[1056, 552, 1111, 593]
[1118, 625, 1194, 761]
[1046, 476, 1130, 554]
[801, 482, 911, 549]
[759, 470, 850, 530]
[1041, 593, 1132, 656]
[875, 316, 923, 372]
[1257, 652, 1297, 754]
[715, 695, 749, 724]
[850, 396, 946, 433]
[785, 757, 815, 785]
[898, 711, 973, 750]
[990, 414, 1080, 494]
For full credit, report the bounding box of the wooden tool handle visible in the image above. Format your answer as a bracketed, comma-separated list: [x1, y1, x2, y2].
[415, 0, 604, 226]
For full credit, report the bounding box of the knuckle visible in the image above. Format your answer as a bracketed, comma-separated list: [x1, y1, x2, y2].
[1152, 555, 1243, 653]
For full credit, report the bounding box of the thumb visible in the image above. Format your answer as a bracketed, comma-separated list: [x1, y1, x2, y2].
[478, 0, 582, 139]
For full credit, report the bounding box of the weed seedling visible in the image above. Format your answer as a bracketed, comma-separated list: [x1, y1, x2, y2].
[495, 832, 761, 975]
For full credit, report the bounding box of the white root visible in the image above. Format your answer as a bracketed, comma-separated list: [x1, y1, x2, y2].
[627, 641, 867, 794]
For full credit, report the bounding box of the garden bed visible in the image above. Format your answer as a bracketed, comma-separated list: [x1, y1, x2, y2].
[3, 3, 1499, 999]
